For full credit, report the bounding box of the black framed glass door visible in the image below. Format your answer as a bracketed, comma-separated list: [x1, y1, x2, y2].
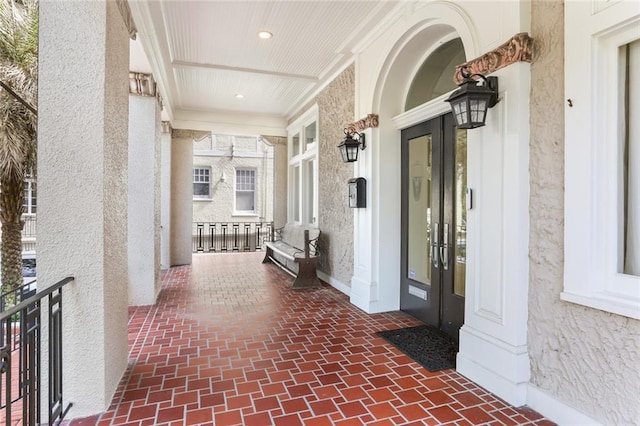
[400, 113, 466, 341]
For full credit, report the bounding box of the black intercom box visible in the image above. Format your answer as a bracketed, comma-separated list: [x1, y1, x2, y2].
[348, 177, 366, 208]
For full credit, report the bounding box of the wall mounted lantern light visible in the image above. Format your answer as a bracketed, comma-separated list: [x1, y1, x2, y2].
[338, 128, 366, 163]
[445, 67, 499, 129]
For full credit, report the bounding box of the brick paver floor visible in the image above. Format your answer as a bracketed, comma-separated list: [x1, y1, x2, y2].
[70, 252, 553, 426]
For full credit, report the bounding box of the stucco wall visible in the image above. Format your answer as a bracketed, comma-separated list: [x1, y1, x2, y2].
[528, 1, 640, 424]
[290, 65, 355, 287]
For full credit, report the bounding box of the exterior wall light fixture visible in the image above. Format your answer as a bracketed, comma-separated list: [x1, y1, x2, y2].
[338, 128, 366, 163]
[445, 67, 499, 129]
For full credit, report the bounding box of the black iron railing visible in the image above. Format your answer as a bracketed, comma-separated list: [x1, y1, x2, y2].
[0, 277, 74, 426]
[193, 222, 274, 253]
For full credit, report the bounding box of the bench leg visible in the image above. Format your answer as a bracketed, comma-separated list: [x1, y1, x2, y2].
[262, 248, 272, 264]
[291, 259, 320, 289]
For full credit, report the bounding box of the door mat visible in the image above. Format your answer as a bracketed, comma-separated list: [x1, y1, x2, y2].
[376, 325, 457, 372]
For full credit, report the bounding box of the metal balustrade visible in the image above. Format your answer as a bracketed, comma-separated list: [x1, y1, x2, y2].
[0, 277, 74, 426]
[193, 222, 274, 253]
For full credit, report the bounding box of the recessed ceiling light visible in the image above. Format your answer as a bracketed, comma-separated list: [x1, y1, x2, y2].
[258, 31, 273, 39]
[235, 93, 244, 99]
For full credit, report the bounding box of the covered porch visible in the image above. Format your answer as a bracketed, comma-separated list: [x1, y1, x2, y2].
[69, 253, 550, 426]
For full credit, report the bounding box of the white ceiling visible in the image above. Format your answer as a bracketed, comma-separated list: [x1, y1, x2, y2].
[129, 1, 400, 123]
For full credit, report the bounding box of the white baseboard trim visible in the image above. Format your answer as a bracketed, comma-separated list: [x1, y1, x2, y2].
[317, 271, 350, 296]
[526, 384, 603, 426]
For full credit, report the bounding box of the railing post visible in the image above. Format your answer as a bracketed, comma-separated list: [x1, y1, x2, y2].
[196, 223, 204, 252]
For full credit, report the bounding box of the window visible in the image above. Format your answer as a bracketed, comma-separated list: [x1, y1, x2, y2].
[405, 38, 465, 111]
[287, 105, 318, 226]
[193, 168, 211, 199]
[563, 1, 640, 319]
[235, 169, 256, 213]
[23, 175, 36, 214]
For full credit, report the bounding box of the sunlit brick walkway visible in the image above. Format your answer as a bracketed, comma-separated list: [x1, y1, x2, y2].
[72, 253, 552, 426]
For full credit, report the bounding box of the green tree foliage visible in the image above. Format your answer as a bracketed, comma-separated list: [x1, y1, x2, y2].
[0, 0, 38, 296]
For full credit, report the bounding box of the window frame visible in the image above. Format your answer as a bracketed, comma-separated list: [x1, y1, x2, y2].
[23, 174, 36, 215]
[562, 2, 640, 319]
[287, 105, 319, 226]
[192, 167, 212, 200]
[234, 168, 257, 215]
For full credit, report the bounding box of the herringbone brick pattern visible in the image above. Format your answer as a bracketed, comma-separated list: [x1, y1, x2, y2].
[70, 253, 553, 426]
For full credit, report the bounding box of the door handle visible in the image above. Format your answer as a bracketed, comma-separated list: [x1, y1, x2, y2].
[440, 223, 450, 270]
[432, 222, 439, 268]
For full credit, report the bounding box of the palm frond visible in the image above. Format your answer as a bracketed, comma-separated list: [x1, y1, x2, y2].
[0, 0, 37, 180]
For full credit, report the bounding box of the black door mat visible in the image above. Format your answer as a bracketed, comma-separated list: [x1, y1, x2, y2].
[376, 325, 457, 372]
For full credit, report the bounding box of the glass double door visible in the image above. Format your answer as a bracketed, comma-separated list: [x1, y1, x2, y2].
[400, 113, 467, 341]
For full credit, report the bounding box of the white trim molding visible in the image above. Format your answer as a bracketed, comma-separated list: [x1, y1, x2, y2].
[526, 384, 604, 426]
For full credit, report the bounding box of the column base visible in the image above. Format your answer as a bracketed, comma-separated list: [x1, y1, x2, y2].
[457, 325, 530, 407]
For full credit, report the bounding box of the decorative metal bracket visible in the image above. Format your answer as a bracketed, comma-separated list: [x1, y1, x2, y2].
[454, 32, 533, 84]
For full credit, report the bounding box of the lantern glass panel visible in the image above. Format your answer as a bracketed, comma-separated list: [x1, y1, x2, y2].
[339, 145, 349, 162]
[470, 99, 487, 123]
[347, 145, 359, 162]
[452, 100, 468, 126]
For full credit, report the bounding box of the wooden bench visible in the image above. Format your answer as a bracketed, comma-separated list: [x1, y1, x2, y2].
[262, 224, 321, 289]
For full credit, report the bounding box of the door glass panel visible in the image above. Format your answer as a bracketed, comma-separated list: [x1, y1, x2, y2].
[407, 135, 432, 285]
[454, 129, 467, 296]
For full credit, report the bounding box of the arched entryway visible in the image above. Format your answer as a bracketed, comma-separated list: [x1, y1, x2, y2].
[398, 38, 467, 341]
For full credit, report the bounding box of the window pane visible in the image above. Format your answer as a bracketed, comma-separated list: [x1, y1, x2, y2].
[454, 129, 467, 296]
[292, 133, 300, 156]
[193, 182, 209, 197]
[622, 39, 640, 276]
[305, 161, 315, 224]
[292, 165, 300, 222]
[31, 181, 36, 213]
[305, 122, 316, 149]
[236, 192, 255, 211]
[405, 38, 466, 110]
[407, 134, 432, 285]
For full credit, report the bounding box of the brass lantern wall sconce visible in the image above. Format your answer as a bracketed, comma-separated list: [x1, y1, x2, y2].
[338, 128, 366, 163]
[446, 67, 499, 129]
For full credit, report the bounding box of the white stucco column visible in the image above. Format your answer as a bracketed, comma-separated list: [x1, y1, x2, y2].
[128, 76, 161, 305]
[38, 0, 130, 417]
[170, 134, 193, 265]
[160, 123, 172, 269]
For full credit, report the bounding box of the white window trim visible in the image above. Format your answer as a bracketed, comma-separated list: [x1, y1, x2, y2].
[234, 167, 257, 215]
[193, 166, 212, 201]
[287, 105, 319, 226]
[23, 176, 36, 215]
[562, 3, 640, 319]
